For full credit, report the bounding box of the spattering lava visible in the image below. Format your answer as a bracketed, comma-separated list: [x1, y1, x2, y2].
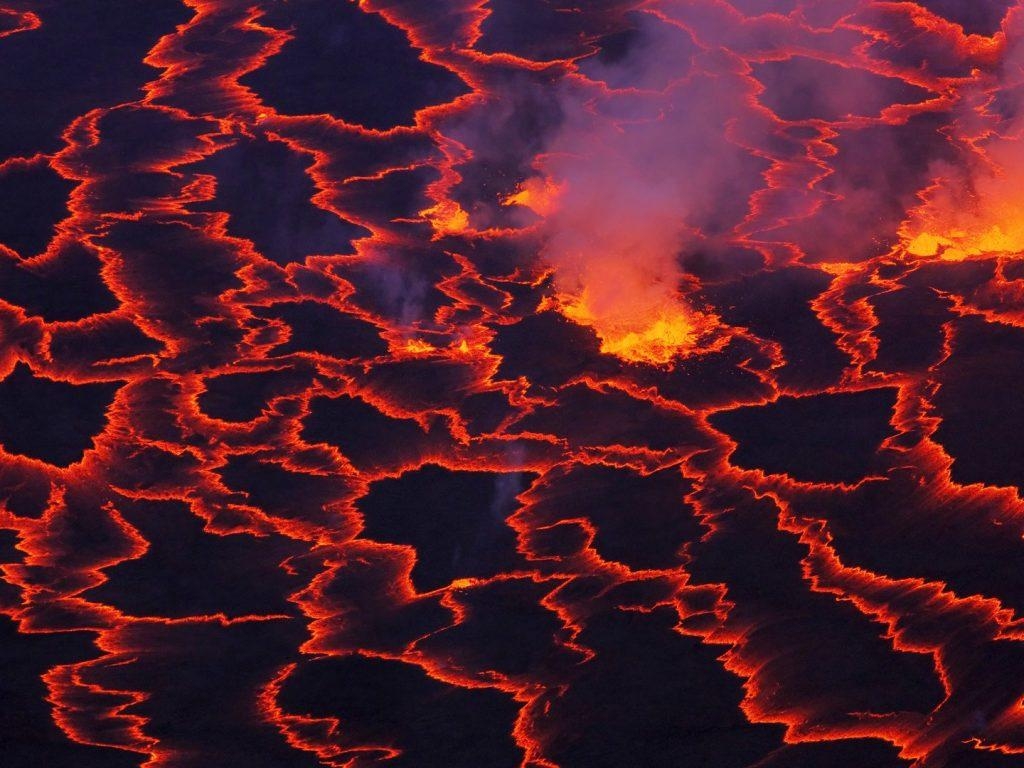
[508, 177, 713, 365]
[554, 291, 710, 365]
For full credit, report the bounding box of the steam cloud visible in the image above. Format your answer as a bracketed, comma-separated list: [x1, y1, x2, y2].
[902, 5, 1024, 259]
[509, 11, 767, 364]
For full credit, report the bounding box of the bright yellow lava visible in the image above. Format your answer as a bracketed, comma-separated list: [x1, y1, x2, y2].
[905, 224, 1024, 261]
[503, 177, 563, 217]
[508, 173, 708, 364]
[403, 339, 437, 354]
[560, 293, 705, 366]
[420, 200, 470, 236]
[901, 161, 1024, 260]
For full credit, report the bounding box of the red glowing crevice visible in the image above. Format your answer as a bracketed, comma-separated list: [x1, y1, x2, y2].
[4, 0, 1024, 766]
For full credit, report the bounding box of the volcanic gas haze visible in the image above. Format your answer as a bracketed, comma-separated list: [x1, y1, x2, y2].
[901, 5, 1024, 261]
[514, 153, 715, 366]
[506, 13, 760, 365]
[11, 0, 1024, 766]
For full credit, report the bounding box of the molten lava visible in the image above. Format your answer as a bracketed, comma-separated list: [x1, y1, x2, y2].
[503, 176, 563, 218]
[5, 1, 1024, 767]
[902, 194, 1024, 260]
[901, 98, 1024, 261]
[510, 163, 718, 365]
[556, 290, 709, 365]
